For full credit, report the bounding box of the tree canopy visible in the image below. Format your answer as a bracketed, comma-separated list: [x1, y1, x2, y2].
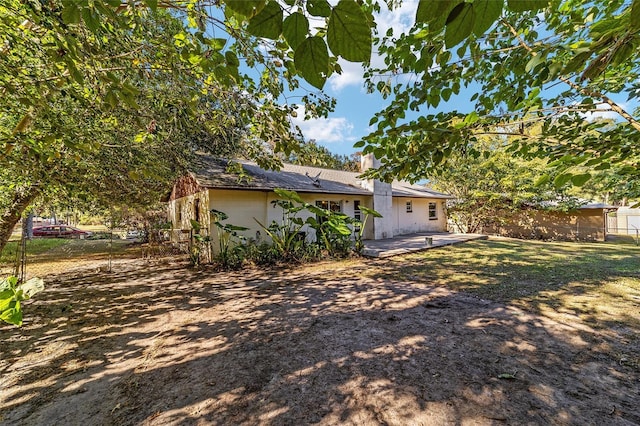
[359, 0, 640, 192]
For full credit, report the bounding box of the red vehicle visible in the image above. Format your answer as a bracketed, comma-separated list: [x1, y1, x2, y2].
[32, 225, 92, 239]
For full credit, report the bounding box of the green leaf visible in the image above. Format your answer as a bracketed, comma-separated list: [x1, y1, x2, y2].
[294, 36, 329, 89]
[472, 0, 502, 36]
[563, 51, 591, 74]
[206, 38, 228, 50]
[445, 3, 475, 48]
[417, 0, 461, 34]
[225, 51, 239, 67]
[144, 0, 158, 12]
[81, 8, 100, 32]
[283, 12, 309, 49]
[225, 0, 265, 17]
[463, 111, 479, 124]
[534, 174, 550, 187]
[359, 205, 383, 218]
[631, 0, 640, 31]
[247, 1, 283, 40]
[506, 0, 548, 12]
[553, 173, 572, 188]
[62, 1, 81, 24]
[0, 301, 22, 326]
[525, 54, 544, 72]
[327, 0, 372, 62]
[307, 0, 332, 17]
[571, 173, 591, 187]
[274, 188, 305, 203]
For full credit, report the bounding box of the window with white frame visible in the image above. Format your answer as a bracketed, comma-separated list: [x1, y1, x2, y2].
[406, 200, 413, 213]
[353, 200, 361, 221]
[428, 202, 437, 220]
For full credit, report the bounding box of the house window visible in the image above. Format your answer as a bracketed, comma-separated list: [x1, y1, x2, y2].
[429, 202, 437, 220]
[316, 200, 341, 227]
[177, 202, 182, 224]
[354, 200, 361, 221]
[406, 200, 413, 213]
[316, 200, 341, 213]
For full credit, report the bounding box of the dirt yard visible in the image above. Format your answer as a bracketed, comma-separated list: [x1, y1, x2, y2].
[1, 239, 639, 425]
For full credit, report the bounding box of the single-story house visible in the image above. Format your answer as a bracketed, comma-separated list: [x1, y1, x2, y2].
[480, 202, 618, 242]
[167, 154, 451, 248]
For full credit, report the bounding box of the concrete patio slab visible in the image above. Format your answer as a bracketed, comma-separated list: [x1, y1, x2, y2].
[362, 232, 487, 258]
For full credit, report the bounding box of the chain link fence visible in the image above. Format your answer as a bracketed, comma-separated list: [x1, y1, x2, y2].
[0, 226, 189, 283]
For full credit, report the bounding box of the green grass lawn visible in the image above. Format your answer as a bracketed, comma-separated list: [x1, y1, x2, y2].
[0, 239, 70, 264]
[371, 238, 640, 330]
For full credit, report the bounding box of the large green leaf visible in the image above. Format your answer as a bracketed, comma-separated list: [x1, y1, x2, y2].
[225, 0, 266, 17]
[283, 12, 309, 49]
[327, 0, 371, 62]
[553, 173, 572, 188]
[247, 1, 283, 40]
[0, 301, 21, 326]
[571, 173, 591, 187]
[359, 205, 383, 218]
[144, 0, 158, 12]
[472, 0, 503, 36]
[294, 37, 329, 89]
[274, 188, 305, 203]
[417, 0, 462, 33]
[506, 0, 548, 12]
[445, 3, 475, 48]
[307, 0, 332, 17]
[61, 1, 81, 24]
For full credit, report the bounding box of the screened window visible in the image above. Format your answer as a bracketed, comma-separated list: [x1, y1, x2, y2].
[428, 202, 437, 220]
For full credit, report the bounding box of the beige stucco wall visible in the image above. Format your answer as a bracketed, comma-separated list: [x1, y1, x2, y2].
[203, 190, 374, 249]
[168, 188, 449, 251]
[392, 198, 448, 235]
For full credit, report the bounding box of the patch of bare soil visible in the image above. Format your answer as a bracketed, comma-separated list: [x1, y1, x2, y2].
[1, 258, 638, 425]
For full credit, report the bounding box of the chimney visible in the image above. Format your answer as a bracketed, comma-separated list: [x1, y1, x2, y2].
[360, 153, 393, 239]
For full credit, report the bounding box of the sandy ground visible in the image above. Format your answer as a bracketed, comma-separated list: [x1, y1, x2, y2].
[1, 257, 638, 425]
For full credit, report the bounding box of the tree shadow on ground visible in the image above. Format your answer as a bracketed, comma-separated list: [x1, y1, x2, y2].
[374, 239, 640, 330]
[0, 250, 638, 425]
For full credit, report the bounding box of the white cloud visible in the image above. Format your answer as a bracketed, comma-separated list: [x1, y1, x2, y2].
[291, 106, 356, 144]
[329, 60, 368, 92]
[374, 0, 418, 36]
[581, 102, 624, 121]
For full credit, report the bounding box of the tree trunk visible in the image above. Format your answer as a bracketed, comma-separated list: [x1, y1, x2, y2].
[0, 185, 41, 253]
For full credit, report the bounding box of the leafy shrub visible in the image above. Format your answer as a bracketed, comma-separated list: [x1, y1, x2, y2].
[1, 276, 44, 326]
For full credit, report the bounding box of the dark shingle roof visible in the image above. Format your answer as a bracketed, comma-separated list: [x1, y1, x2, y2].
[191, 156, 451, 199]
